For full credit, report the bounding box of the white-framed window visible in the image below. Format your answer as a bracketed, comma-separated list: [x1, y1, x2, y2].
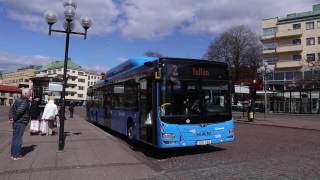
[78, 78, 85, 83]
[317, 21, 320, 29]
[306, 22, 314, 30]
[78, 94, 83, 98]
[293, 23, 301, 29]
[307, 53, 315, 62]
[306, 37, 315, 45]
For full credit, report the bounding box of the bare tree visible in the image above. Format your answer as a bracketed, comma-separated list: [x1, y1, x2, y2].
[144, 50, 163, 58]
[205, 25, 262, 82]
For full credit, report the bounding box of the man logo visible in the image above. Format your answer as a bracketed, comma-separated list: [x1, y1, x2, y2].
[186, 119, 191, 123]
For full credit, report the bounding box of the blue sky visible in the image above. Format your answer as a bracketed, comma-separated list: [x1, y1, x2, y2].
[0, 0, 317, 72]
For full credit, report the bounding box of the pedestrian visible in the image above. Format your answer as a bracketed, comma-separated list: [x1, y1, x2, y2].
[29, 97, 41, 135]
[69, 101, 75, 118]
[40, 100, 58, 136]
[9, 88, 32, 160]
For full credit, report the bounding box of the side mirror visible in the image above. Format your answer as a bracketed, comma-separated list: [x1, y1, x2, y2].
[144, 61, 153, 67]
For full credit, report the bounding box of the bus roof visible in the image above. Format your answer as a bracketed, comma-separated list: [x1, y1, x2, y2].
[106, 56, 158, 79]
[105, 56, 228, 81]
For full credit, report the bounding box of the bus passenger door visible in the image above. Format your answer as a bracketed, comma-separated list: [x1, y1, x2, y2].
[139, 78, 153, 143]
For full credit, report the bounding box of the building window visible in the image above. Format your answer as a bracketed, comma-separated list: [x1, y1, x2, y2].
[78, 72, 84, 76]
[91, 82, 93, 85]
[263, 43, 277, 50]
[53, 70, 56, 74]
[292, 54, 301, 61]
[78, 94, 83, 98]
[88, 82, 90, 86]
[317, 21, 320, 29]
[9, 93, 13, 97]
[78, 86, 84, 90]
[263, 27, 277, 36]
[293, 23, 301, 29]
[318, 37, 320, 44]
[285, 72, 294, 80]
[292, 39, 301, 45]
[274, 72, 284, 80]
[306, 38, 315, 45]
[88, 76, 90, 80]
[294, 71, 302, 80]
[1, 92, 5, 96]
[263, 57, 278, 65]
[72, 71, 75, 73]
[307, 53, 315, 62]
[78, 78, 85, 83]
[306, 22, 314, 30]
[318, 53, 320, 61]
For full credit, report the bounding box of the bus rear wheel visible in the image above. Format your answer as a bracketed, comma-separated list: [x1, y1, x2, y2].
[127, 123, 136, 148]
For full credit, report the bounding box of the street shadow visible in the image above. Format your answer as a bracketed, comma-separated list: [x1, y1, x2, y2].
[21, 145, 37, 156]
[133, 142, 225, 160]
[93, 122, 225, 160]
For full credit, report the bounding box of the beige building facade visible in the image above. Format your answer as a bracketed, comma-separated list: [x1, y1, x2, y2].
[37, 60, 102, 104]
[1, 66, 39, 88]
[261, 4, 320, 114]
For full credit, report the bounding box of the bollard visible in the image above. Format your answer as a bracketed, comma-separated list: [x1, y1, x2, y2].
[248, 111, 254, 122]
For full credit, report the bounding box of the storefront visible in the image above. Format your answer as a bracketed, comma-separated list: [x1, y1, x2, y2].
[269, 90, 320, 114]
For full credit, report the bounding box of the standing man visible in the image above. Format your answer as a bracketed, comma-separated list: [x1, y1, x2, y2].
[69, 101, 75, 118]
[9, 88, 31, 160]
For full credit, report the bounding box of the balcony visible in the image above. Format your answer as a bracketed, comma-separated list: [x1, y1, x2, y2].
[276, 29, 302, 38]
[276, 60, 302, 69]
[276, 44, 302, 53]
[263, 49, 276, 55]
[261, 29, 302, 41]
[261, 34, 275, 41]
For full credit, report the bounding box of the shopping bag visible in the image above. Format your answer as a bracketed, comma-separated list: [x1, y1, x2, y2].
[30, 120, 40, 132]
[40, 120, 48, 134]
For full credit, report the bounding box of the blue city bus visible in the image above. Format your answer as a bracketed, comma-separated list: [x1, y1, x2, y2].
[86, 57, 234, 148]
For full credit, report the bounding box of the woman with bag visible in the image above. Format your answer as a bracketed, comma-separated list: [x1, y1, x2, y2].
[40, 100, 58, 136]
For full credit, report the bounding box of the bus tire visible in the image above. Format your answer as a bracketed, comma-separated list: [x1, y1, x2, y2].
[127, 120, 136, 148]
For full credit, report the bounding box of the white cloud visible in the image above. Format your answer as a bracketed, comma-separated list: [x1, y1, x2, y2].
[0, 51, 57, 71]
[81, 64, 109, 73]
[116, 57, 127, 63]
[1, 0, 119, 35]
[1, 0, 318, 39]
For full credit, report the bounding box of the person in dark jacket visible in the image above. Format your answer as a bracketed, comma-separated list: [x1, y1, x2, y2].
[30, 97, 40, 121]
[9, 89, 32, 160]
[69, 102, 75, 118]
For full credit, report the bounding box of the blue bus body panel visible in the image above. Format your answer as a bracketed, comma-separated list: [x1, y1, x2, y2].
[157, 119, 234, 148]
[110, 110, 139, 138]
[89, 107, 105, 126]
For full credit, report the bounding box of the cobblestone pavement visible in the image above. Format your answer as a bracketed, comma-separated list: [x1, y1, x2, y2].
[1, 107, 320, 179]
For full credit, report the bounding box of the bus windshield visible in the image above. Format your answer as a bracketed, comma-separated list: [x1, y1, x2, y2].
[160, 79, 230, 118]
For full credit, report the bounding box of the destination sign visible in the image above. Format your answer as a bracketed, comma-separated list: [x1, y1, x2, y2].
[165, 62, 228, 80]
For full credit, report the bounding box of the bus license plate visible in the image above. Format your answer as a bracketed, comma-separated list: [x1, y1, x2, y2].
[197, 140, 211, 145]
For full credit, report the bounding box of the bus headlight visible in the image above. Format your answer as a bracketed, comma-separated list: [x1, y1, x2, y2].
[162, 133, 175, 138]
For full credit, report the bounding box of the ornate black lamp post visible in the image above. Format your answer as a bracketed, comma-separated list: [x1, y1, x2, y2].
[44, 0, 92, 151]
